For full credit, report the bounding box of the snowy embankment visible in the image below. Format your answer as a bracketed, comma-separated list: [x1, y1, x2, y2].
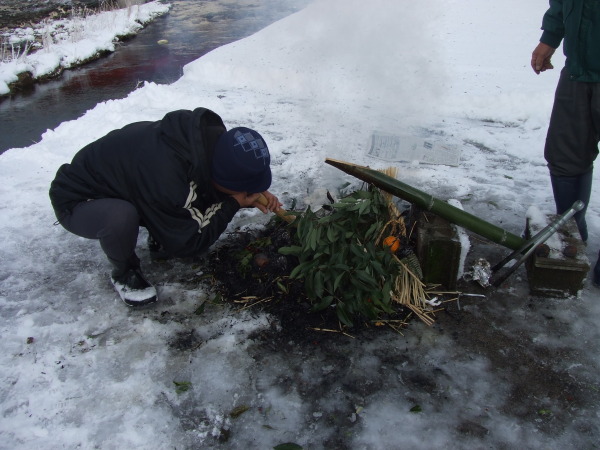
[0, 1, 170, 95]
[0, 0, 599, 449]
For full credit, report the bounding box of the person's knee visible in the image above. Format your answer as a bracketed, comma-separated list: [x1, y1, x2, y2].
[103, 200, 139, 235]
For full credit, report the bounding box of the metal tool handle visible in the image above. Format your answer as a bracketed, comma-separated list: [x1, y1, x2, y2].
[490, 200, 584, 287]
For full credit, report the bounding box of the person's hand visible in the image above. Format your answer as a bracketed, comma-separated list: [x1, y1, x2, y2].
[230, 190, 283, 214]
[531, 42, 555, 74]
[231, 192, 261, 209]
[254, 190, 282, 214]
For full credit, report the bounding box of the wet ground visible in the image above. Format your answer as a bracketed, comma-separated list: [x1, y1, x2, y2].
[139, 215, 600, 448]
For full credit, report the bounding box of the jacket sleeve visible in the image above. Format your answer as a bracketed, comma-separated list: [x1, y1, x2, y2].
[145, 183, 241, 258]
[540, 0, 565, 48]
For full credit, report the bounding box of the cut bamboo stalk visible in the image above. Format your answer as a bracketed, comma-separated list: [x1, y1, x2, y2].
[257, 193, 295, 223]
[325, 158, 526, 250]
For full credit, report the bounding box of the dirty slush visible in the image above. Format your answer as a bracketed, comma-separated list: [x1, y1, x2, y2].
[165, 203, 599, 446]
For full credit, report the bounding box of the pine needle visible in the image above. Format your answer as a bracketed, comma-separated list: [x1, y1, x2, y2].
[237, 296, 273, 311]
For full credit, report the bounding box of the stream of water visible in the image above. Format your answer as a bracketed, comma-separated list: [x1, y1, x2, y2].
[0, 0, 308, 153]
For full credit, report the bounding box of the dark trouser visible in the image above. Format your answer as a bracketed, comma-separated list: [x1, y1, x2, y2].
[545, 67, 600, 177]
[550, 171, 592, 242]
[58, 198, 141, 277]
[544, 67, 600, 243]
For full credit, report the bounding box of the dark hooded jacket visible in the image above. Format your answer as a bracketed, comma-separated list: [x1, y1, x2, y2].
[49, 107, 240, 258]
[540, 0, 600, 82]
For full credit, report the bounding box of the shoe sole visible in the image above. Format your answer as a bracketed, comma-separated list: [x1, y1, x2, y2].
[111, 278, 158, 307]
[122, 296, 158, 307]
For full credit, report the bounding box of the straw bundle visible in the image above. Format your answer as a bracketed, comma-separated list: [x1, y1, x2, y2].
[378, 166, 435, 325]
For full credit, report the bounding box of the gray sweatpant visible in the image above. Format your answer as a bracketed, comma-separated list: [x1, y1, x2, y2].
[57, 198, 141, 275]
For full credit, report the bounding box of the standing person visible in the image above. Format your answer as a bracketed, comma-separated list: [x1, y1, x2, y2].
[531, 0, 600, 287]
[49, 107, 282, 306]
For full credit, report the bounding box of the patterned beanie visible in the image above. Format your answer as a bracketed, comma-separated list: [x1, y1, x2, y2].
[211, 127, 272, 193]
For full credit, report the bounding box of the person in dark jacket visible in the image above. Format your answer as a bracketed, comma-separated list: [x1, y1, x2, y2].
[531, 0, 600, 287]
[49, 107, 282, 306]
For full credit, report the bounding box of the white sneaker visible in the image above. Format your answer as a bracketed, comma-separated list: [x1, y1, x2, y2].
[111, 268, 157, 307]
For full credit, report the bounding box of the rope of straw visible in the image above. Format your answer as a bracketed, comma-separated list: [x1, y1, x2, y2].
[378, 166, 435, 326]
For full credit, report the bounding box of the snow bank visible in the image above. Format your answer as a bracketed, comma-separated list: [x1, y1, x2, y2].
[0, 1, 170, 94]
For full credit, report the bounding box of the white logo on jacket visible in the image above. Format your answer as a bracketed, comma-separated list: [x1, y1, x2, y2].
[185, 181, 223, 229]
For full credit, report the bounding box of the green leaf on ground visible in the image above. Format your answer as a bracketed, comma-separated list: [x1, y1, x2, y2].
[194, 302, 206, 315]
[173, 381, 192, 394]
[230, 405, 250, 418]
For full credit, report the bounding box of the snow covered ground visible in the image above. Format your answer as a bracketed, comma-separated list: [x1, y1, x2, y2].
[1, 0, 599, 448]
[0, 0, 170, 94]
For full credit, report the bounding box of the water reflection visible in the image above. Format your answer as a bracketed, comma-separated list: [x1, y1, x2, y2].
[0, 0, 308, 153]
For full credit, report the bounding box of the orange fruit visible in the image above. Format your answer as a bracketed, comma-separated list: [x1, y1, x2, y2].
[382, 236, 400, 253]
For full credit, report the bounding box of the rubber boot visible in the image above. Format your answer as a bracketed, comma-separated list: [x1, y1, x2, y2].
[550, 171, 592, 242]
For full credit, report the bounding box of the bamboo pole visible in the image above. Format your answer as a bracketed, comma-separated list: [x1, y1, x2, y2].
[325, 158, 526, 250]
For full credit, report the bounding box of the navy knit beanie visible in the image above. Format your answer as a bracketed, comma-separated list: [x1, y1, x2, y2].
[212, 127, 272, 193]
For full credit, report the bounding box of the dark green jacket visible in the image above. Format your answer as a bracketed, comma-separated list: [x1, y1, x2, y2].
[540, 0, 600, 82]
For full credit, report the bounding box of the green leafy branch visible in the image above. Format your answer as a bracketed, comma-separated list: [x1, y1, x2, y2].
[279, 188, 401, 326]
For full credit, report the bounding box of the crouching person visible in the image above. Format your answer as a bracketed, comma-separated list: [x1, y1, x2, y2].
[49, 107, 281, 307]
